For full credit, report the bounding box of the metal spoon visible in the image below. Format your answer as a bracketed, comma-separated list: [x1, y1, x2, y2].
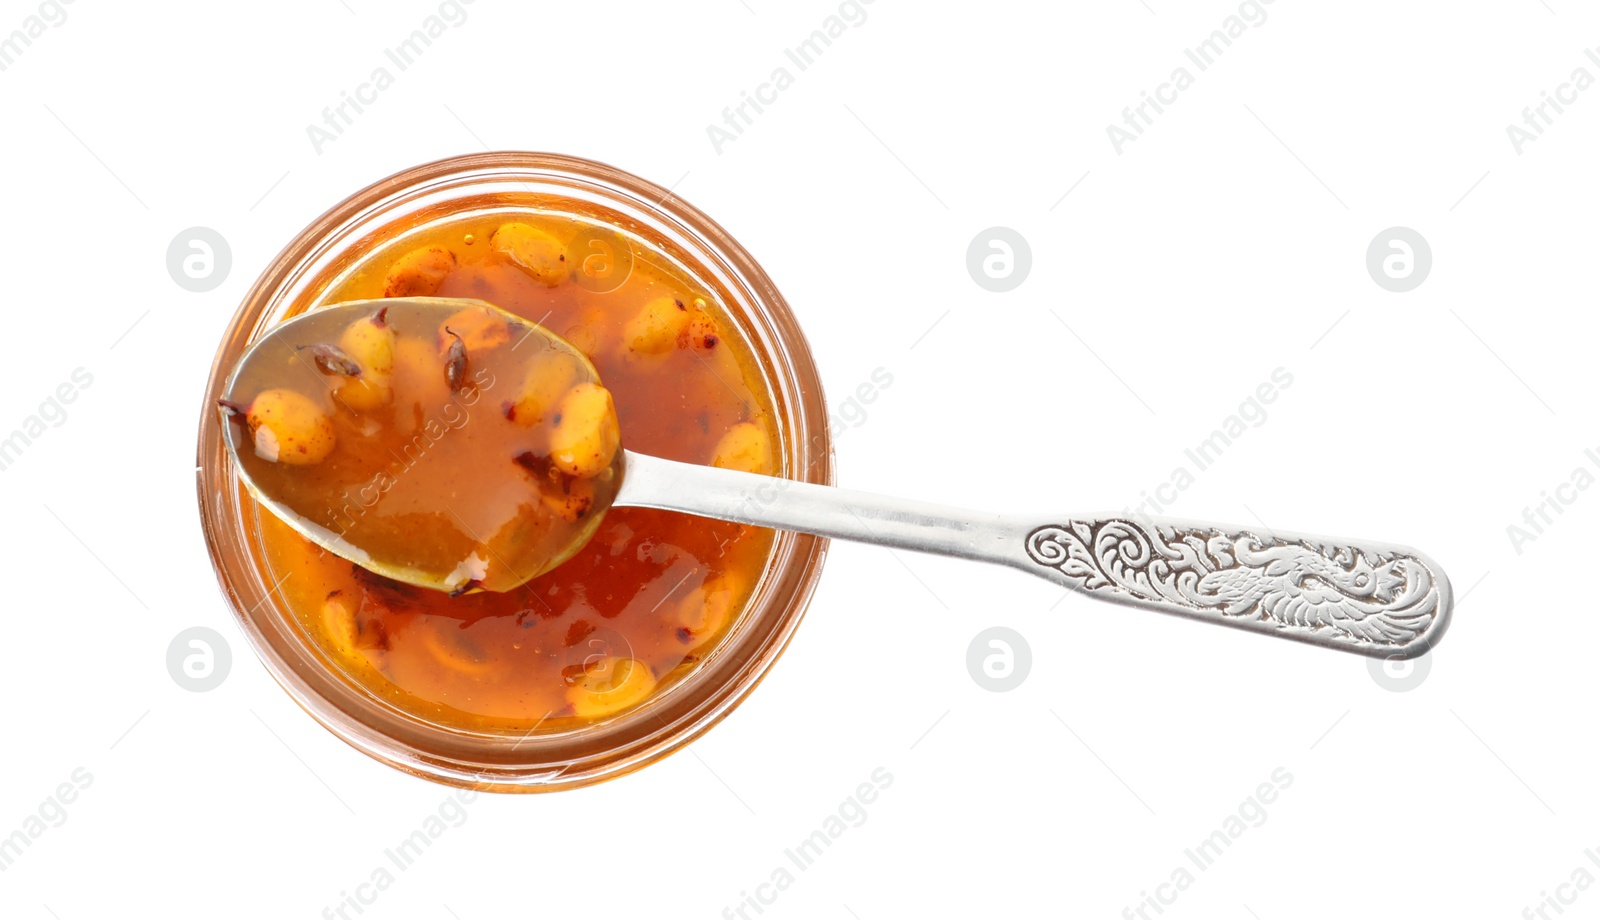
[220, 297, 1451, 660]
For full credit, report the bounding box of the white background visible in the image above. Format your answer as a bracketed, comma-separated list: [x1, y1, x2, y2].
[0, 1, 1594, 917]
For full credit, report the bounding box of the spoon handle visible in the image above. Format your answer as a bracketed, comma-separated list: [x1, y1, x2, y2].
[615, 450, 1451, 659]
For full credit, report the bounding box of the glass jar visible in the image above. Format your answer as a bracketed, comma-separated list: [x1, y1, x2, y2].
[195, 153, 832, 792]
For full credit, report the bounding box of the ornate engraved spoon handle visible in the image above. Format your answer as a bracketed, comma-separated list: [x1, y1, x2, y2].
[616, 450, 1452, 659]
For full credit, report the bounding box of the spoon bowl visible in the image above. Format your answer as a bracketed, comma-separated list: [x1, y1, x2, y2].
[219, 296, 622, 593]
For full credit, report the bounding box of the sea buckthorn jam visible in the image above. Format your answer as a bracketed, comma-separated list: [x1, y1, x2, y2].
[245, 209, 781, 731]
[222, 299, 624, 593]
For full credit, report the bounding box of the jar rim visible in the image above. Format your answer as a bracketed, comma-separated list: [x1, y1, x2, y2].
[195, 152, 833, 791]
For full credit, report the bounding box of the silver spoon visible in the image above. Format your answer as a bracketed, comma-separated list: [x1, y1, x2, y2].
[219, 297, 1451, 660]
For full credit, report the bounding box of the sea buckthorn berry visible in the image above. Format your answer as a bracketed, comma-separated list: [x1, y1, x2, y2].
[334, 374, 392, 412]
[566, 656, 655, 718]
[540, 471, 596, 523]
[623, 296, 691, 356]
[419, 624, 495, 675]
[231, 388, 336, 465]
[676, 573, 740, 650]
[508, 354, 580, 427]
[382, 246, 456, 297]
[685, 309, 722, 351]
[339, 309, 396, 375]
[710, 421, 772, 475]
[512, 451, 595, 522]
[490, 222, 566, 287]
[322, 593, 359, 652]
[333, 309, 397, 411]
[549, 382, 621, 478]
[563, 323, 600, 358]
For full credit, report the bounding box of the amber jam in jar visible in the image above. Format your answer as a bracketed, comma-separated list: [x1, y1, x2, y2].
[197, 155, 831, 790]
[261, 208, 779, 731]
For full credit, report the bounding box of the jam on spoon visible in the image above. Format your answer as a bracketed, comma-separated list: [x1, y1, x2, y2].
[220, 297, 621, 594]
